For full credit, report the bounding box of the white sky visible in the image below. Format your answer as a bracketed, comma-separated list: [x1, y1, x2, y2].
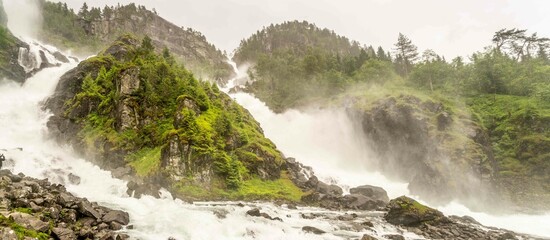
[55, 0, 550, 59]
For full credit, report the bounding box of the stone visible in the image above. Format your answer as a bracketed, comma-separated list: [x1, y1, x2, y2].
[384, 196, 446, 227]
[342, 194, 384, 210]
[383, 234, 405, 240]
[110, 221, 123, 230]
[361, 234, 378, 240]
[68, 173, 81, 185]
[302, 226, 326, 235]
[349, 185, 389, 203]
[246, 208, 261, 217]
[78, 201, 102, 220]
[9, 212, 49, 232]
[102, 210, 130, 225]
[52, 227, 76, 240]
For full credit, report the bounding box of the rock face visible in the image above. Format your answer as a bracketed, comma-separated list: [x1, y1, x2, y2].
[45, 35, 293, 201]
[41, 3, 233, 82]
[348, 95, 499, 208]
[0, 170, 129, 239]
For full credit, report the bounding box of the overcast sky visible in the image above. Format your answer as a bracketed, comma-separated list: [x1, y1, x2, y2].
[54, 0, 550, 59]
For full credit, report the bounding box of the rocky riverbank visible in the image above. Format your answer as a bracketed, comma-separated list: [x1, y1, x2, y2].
[0, 170, 129, 240]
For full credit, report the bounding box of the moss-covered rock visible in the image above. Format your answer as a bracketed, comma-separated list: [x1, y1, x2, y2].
[384, 196, 446, 227]
[0, 26, 26, 82]
[45, 35, 302, 201]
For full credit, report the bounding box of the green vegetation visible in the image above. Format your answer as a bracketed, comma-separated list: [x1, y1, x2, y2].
[176, 171, 303, 201]
[65, 35, 299, 200]
[38, 1, 232, 81]
[0, 214, 50, 240]
[127, 147, 162, 177]
[234, 21, 394, 112]
[237, 24, 550, 207]
[0, 25, 25, 81]
[13, 208, 33, 214]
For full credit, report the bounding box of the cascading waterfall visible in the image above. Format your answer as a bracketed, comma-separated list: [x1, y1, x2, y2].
[223, 60, 550, 239]
[0, 50, 421, 240]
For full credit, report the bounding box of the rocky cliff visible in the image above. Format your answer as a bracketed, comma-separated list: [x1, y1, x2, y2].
[40, 1, 233, 82]
[343, 93, 523, 211]
[45, 35, 303, 201]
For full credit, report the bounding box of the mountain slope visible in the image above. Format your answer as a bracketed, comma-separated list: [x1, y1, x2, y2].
[45, 35, 303, 201]
[233, 20, 393, 112]
[39, 1, 233, 82]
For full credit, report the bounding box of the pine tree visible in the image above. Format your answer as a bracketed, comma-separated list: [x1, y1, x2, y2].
[78, 2, 89, 18]
[393, 33, 418, 76]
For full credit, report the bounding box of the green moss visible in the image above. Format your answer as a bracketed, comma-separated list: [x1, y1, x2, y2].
[13, 208, 33, 214]
[127, 147, 162, 177]
[176, 171, 303, 202]
[0, 214, 50, 240]
[233, 171, 304, 201]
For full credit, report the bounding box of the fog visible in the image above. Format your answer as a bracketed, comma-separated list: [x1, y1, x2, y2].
[58, 0, 550, 59]
[4, 0, 42, 39]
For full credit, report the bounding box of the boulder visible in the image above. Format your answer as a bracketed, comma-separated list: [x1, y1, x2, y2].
[52, 227, 76, 240]
[78, 200, 102, 220]
[68, 173, 81, 185]
[8, 212, 49, 232]
[349, 185, 389, 203]
[383, 234, 405, 240]
[361, 234, 378, 240]
[302, 226, 325, 235]
[384, 196, 446, 227]
[102, 210, 130, 225]
[342, 194, 385, 210]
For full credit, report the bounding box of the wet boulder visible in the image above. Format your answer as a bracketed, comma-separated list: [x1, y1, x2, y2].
[384, 196, 446, 227]
[349, 185, 389, 203]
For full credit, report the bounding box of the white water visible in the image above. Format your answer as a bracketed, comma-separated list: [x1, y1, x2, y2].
[0, 49, 423, 240]
[224, 60, 550, 239]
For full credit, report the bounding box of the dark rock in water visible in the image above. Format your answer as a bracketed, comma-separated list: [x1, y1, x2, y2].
[306, 176, 343, 195]
[286, 203, 298, 209]
[383, 196, 530, 240]
[383, 234, 405, 240]
[68, 173, 81, 185]
[384, 196, 446, 227]
[350, 185, 389, 203]
[302, 226, 326, 235]
[342, 194, 385, 210]
[498, 232, 518, 240]
[111, 166, 133, 179]
[246, 208, 282, 221]
[213, 209, 229, 219]
[102, 210, 130, 225]
[52, 51, 70, 63]
[361, 234, 378, 240]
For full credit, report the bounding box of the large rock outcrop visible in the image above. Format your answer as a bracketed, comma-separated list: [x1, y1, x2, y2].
[40, 2, 233, 82]
[347, 95, 501, 210]
[45, 35, 299, 201]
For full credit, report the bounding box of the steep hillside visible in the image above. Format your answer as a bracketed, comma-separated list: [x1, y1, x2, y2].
[233, 20, 393, 112]
[45, 35, 303, 201]
[39, 1, 233, 82]
[236, 23, 550, 210]
[0, 0, 25, 81]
